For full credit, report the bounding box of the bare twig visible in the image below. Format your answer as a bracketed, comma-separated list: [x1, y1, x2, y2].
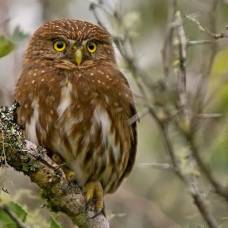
[187, 40, 215, 46]
[163, 2, 219, 227]
[196, 113, 222, 119]
[185, 15, 228, 40]
[174, 10, 190, 124]
[179, 0, 228, 203]
[128, 107, 149, 125]
[176, 11, 187, 91]
[189, 178, 218, 228]
[138, 162, 173, 171]
[186, 0, 220, 128]
[159, 122, 218, 228]
[144, 1, 219, 226]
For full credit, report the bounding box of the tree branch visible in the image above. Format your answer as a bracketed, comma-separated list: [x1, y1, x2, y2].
[0, 103, 109, 228]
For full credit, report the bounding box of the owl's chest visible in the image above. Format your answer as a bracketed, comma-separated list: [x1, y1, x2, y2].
[24, 78, 125, 157]
[17, 72, 131, 191]
[24, 82, 128, 189]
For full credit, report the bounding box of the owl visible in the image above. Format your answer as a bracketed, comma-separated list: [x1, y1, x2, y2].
[15, 19, 137, 212]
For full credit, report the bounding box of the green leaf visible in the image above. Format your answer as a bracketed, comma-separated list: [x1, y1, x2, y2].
[0, 202, 27, 227]
[0, 36, 14, 58]
[0, 209, 17, 228]
[8, 202, 27, 222]
[50, 216, 62, 228]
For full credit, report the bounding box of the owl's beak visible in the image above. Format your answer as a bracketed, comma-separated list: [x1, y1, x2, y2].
[75, 49, 83, 65]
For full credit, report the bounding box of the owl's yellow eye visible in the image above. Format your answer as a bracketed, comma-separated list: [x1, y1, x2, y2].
[53, 40, 66, 52]
[87, 41, 97, 53]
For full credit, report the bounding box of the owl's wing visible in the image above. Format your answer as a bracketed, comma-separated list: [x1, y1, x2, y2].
[102, 65, 138, 188]
[123, 104, 137, 178]
[117, 76, 137, 185]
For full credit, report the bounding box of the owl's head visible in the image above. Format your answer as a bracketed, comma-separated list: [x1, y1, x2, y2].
[24, 19, 116, 69]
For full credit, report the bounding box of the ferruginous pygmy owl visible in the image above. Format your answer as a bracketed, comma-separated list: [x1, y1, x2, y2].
[15, 19, 137, 212]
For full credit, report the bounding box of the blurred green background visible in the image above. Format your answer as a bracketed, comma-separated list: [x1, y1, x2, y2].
[1, 0, 228, 227]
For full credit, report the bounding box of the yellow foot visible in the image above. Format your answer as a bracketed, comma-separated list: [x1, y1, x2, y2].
[84, 181, 104, 213]
[63, 168, 76, 182]
[50, 153, 76, 182]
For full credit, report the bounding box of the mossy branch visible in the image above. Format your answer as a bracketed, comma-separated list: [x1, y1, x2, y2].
[0, 103, 109, 228]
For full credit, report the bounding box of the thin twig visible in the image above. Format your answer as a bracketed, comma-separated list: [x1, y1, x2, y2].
[187, 40, 215, 46]
[138, 162, 173, 171]
[128, 108, 149, 125]
[174, 10, 190, 123]
[185, 15, 228, 40]
[157, 1, 219, 227]
[190, 0, 220, 131]
[189, 178, 218, 228]
[160, 122, 218, 228]
[181, 2, 228, 202]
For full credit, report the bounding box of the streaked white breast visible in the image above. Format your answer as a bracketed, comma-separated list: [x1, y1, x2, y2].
[93, 105, 120, 163]
[57, 80, 72, 117]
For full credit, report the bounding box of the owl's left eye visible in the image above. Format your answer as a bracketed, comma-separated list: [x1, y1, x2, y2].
[53, 40, 66, 52]
[87, 41, 97, 53]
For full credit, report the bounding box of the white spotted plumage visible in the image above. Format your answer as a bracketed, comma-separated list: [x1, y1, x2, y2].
[16, 19, 137, 195]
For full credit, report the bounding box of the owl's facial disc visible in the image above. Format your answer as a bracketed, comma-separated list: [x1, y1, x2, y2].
[50, 37, 108, 68]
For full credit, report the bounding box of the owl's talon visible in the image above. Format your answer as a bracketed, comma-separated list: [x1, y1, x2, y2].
[64, 169, 76, 182]
[48, 153, 76, 182]
[84, 181, 104, 213]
